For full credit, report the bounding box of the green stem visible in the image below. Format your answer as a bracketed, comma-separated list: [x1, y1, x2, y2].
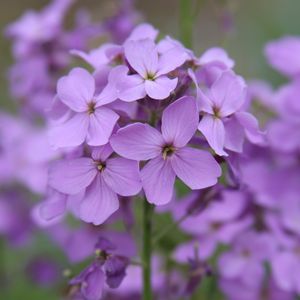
[142, 200, 153, 300]
[179, 0, 194, 48]
[0, 238, 5, 289]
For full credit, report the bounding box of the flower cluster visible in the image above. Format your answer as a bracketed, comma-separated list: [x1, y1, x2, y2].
[1, 1, 300, 300]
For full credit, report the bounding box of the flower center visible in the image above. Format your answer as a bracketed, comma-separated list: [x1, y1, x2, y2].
[96, 162, 106, 172]
[146, 72, 156, 81]
[241, 249, 251, 258]
[212, 106, 221, 118]
[88, 101, 96, 114]
[210, 222, 222, 231]
[162, 145, 175, 160]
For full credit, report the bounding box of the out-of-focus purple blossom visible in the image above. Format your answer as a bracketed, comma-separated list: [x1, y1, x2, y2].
[174, 190, 251, 261]
[0, 192, 33, 246]
[27, 257, 60, 287]
[103, 0, 141, 44]
[69, 236, 132, 300]
[5, 0, 102, 116]
[0, 113, 58, 194]
[218, 231, 276, 287]
[264, 36, 300, 78]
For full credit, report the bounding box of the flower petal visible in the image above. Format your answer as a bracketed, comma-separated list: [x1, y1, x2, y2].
[161, 96, 198, 147]
[81, 266, 105, 300]
[264, 36, 300, 77]
[198, 47, 234, 69]
[71, 44, 113, 69]
[235, 112, 266, 145]
[118, 74, 146, 102]
[48, 113, 89, 149]
[223, 117, 245, 153]
[80, 175, 119, 225]
[91, 144, 114, 162]
[95, 66, 129, 106]
[198, 114, 228, 156]
[141, 156, 175, 205]
[126, 23, 159, 41]
[110, 123, 164, 160]
[87, 107, 119, 146]
[144, 76, 177, 100]
[210, 71, 246, 117]
[124, 39, 158, 77]
[218, 252, 247, 278]
[57, 68, 95, 112]
[188, 69, 213, 113]
[103, 157, 142, 196]
[156, 46, 187, 76]
[39, 192, 67, 220]
[271, 252, 295, 291]
[171, 147, 221, 189]
[49, 158, 97, 195]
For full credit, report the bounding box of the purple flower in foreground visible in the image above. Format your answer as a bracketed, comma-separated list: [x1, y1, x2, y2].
[117, 39, 187, 101]
[49, 144, 141, 225]
[110, 96, 221, 205]
[49, 68, 119, 149]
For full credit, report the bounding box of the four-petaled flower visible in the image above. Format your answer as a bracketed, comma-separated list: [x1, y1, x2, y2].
[196, 70, 264, 156]
[49, 144, 142, 225]
[110, 96, 221, 205]
[49, 68, 119, 149]
[117, 39, 187, 101]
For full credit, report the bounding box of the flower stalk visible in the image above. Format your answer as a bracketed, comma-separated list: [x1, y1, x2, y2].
[142, 199, 154, 300]
[179, 0, 194, 48]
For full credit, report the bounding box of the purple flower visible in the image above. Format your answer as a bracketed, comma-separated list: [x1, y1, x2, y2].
[117, 39, 187, 101]
[174, 190, 251, 261]
[70, 261, 105, 300]
[218, 231, 276, 287]
[265, 36, 300, 78]
[193, 70, 264, 155]
[198, 47, 234, 68]
[49, 144, 141, 225]
[181, 251, 212, 296]
[0, 113, 58, 194]
[27, 257, 60, 287]
[49, 68, 119, 149]
[105, 255, 129, 288]
[220, 277, 293, 300]
[69, 237, 130, 300]
[110, 96, 221, 205]
[5, 0, 74, 50]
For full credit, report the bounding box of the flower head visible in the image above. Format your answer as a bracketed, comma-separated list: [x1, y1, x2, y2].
[111, 96, 221, 204]
[49, 144, 141, 225]
[49, 68, 119, 149]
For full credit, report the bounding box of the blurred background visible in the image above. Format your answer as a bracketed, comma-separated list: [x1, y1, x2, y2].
[0, 0, 300, 299]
